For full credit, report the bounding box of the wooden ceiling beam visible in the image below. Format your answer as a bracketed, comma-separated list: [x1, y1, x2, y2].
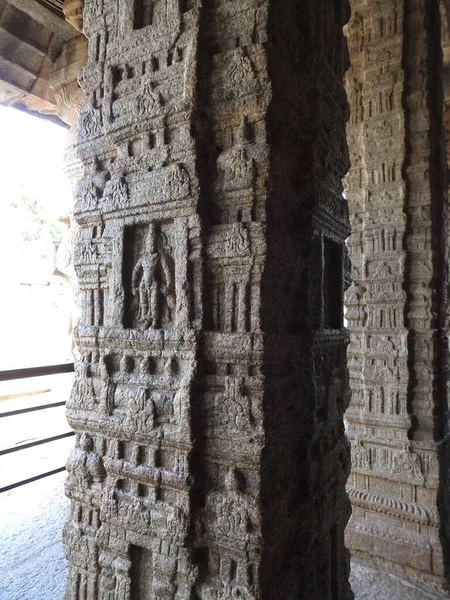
[5, 0, 78, 40]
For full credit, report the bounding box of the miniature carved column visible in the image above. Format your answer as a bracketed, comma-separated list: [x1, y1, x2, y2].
[63, 1, 354, 599]
[345, 0, 449, 583]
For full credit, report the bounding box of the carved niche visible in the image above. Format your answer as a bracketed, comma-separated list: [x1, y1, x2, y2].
[122, 221, 177, 330]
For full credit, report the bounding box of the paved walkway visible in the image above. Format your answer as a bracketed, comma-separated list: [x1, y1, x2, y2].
[0, 473, 68, 600]
[0, 473, 449, 599]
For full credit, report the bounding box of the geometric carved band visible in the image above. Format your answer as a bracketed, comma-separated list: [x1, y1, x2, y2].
[347, 487, 440, 527]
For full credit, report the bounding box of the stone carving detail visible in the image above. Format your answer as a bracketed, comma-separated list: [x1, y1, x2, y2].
[225, 223, 250, 256]
[165, 164, 190, 200]
[228, 50, 255, 87]
[104, 177, 128, 208]
[344, 0, 447, 582]
[66, 433, 104, 491]
[67, 362, 96, 410]
[124, 222, 176, 330]
[217, 118, 254, 192]
[64, 1, 354, 598]
[351, 440, 371, 471]
[134, 81, 162, 118]
[205, 468, 257, 542]
[78, 105, 102, 139]
[391, 444, 425, 485]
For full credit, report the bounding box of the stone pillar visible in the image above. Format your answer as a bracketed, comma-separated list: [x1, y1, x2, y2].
[63, 1, 354, 599]
[345, 0, 449, 583]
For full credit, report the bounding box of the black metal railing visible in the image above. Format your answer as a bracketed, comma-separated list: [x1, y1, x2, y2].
[0, 362, 75, 493]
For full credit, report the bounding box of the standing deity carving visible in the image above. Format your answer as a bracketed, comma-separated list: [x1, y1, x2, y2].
[130, 224, 175, 329]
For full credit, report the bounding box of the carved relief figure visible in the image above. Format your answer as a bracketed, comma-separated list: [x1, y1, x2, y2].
[99, 553, 117, 600]
[166, 164, 190, 199]
[351, 440, 371, 471]
[225, 223, 250, 256]
[127, 388, 155, 435]
[216, 377, 253, 431]
[206, 468, 256, 542]
[134, 81, 162, 118]
[104, 176, 128, 209]
[67, 362, 96, 410]
[228, 49, 255, 87]
[66, 433, 105, 491]
[100, 357, 116, 416]
[78, 105, 102, 139]
[130, 224, 175, 329]
[172, 367, 193, 439]
[217, 118, 254, 192]
[391, 444, 425, 484]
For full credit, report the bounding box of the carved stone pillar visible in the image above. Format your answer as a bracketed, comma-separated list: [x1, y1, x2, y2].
[345, 0, 449, 583]
[63, 1, 354, 599]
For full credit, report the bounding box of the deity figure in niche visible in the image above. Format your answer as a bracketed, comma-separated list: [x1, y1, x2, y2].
[66, 433, 105, 491]
[217, 377, 252, 430]
[131, 224, 175, 329]
[206, 468, 257, 542]
[67, 361, 96, 410]
[217, 117, 254, 192]
[126, 388, 155, 435]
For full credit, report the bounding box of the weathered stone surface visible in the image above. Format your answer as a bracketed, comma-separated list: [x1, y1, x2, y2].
[63, 1, 354, 599]
[345, 0, 449, 584]
[350, 557, 450, 600]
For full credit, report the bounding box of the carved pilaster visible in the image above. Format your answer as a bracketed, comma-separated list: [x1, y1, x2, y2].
[345, 0, 449, 584]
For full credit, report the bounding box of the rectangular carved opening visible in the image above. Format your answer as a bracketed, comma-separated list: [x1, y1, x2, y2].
[133, 0, 153, 29]
[130, 545, 153, 599]
[323, 237, 343, 330]
[122, 225, 136, 329]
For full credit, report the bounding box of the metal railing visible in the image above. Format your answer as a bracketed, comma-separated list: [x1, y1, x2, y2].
[0, 362, 75, 493]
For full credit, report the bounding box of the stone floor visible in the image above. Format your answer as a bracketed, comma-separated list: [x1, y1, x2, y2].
[0, 472, 449, 599]
[350, 558, 450, 599]
[0, 472, 68, 600]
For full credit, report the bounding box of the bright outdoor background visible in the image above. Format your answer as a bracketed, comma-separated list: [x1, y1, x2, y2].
[0, 106, 75, 492]
[0, 105, 73, 370]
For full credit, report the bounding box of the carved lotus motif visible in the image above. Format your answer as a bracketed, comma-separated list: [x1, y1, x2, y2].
[228, 49, 255, 86]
